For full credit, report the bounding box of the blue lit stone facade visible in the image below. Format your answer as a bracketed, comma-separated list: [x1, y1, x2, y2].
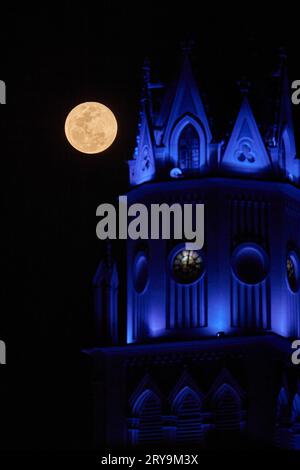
[86, 53, 300, 450]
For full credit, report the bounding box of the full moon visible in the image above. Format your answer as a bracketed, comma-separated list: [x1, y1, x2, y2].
[65, 101, 118, 154]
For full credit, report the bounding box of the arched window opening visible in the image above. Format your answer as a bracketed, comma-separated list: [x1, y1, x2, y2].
[213, 384, 241, 432]
[132, 390, 162, 446]
[173, 387, 203, 445]
[178, 124, 200, 170]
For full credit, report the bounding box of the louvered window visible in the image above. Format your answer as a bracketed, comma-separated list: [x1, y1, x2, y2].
[213, 384, 241, 432]
[174, 388, 203, 444]
[133, 390, 163, 446]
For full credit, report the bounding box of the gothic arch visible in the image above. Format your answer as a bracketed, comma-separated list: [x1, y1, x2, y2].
[169, 115, 207, 170]
[172, 386, 204, 444]
[178, 124, 200, 170]
[211, 383, 242, 432]
[172, 386, 202, 412]
[131, 389, 163, 446]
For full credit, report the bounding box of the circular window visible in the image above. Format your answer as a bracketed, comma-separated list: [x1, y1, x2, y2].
[133, 252, 148, 293]
[172, 249, 204, 284]
[286, 251, 300, 293]
[232, 243, 269, 285]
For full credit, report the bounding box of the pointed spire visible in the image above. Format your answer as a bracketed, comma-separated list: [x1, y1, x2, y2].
[237, 78, 251, 97]
[272, 47, 290, 145]
[179, 38, 196, 82]
[157, 44, 212, 147]
[271, 46, 297, 170]
[129, 58, 156, 185]
[143, 58, 150, 81]
[180, 38, 195, 56]
[278, 48, 291, 113]
[142, 57, 151, 103]
[133, 58, 153, 159]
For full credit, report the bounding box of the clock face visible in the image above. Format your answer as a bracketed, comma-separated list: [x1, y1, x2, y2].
[172, 250, 203, 284]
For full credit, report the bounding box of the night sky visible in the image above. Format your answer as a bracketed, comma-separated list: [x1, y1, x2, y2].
[1, 2, 300, 451]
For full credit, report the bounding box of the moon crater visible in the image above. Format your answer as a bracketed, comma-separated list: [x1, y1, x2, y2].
[65, 102, 117, 154]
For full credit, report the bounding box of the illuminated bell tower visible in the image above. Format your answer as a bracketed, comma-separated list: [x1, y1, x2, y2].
[124, 51, 300, 343]
[88, 49, 300, 450]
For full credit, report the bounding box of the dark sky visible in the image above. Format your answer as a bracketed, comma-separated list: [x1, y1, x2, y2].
[2, 1, 300, 354]
[1, 2, 300, 449]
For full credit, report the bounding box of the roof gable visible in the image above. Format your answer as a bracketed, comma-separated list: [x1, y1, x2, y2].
[221, 97, 272, 175]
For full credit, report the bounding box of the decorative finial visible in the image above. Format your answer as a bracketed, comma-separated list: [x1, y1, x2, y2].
[279, 46, 287, 64]
[237, 78, 251, 96]
[272, 47, 288, 78]
[133, 58, 152, 157]
[180, 38, 195, 55]
[142, 57, 151, 85]
[140, 57, 151, 105]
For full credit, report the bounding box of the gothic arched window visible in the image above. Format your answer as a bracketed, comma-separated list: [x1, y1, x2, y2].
[173, 387, 204, 445]
[132, 390, 163, 446]
[178, 124, 200, 170]
[212, 384, 241, 432]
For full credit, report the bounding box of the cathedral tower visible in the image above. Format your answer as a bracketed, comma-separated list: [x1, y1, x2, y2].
[86, 50, 300, 450]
